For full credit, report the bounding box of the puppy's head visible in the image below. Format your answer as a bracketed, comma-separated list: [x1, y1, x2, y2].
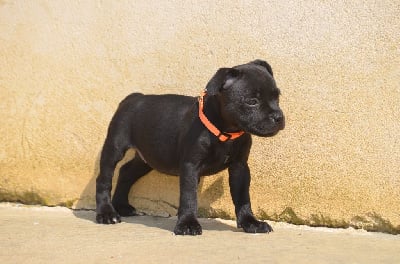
[205, 59, 285, 137]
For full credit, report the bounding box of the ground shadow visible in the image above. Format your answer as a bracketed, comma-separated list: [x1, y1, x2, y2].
[73, 209, 238, 233]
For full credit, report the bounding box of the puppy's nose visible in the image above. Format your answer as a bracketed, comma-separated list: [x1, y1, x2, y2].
[269, 111, 284, 125]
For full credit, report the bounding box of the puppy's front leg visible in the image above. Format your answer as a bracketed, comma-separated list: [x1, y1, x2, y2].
[229, 162, 273, 233]
[174, 164, 202, 235]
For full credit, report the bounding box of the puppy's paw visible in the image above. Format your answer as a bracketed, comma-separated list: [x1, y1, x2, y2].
[113, 203, 141, 217]
[96, 203, 121, 224]
[238, 215, 273, 233]
[174, 215, 203, 236]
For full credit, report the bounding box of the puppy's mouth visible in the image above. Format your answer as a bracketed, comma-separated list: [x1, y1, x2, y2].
[243, 119, 285, 137]
[249, 127, 282, 137]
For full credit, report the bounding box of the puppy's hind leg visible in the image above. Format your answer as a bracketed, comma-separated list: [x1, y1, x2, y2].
[96, 138, 127, 224]
[112, 153, 152, 216]
[96, 112, 133, 224]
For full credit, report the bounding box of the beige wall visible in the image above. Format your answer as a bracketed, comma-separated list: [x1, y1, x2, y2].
[0, 1, 399, 233]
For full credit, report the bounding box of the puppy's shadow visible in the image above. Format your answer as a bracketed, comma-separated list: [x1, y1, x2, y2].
[73, 209, 238, 233]
[72, 151, 101, 219]
[123, 215, 238, 233]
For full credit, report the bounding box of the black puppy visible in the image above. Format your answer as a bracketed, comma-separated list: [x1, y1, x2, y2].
[96, 59, 285, 235]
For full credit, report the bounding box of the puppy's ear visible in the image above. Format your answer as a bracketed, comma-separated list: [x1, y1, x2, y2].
[251, 59, 273, 76]
[205, 68, 241, 95]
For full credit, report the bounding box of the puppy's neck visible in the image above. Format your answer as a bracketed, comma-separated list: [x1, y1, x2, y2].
[203, 95, 241, 133]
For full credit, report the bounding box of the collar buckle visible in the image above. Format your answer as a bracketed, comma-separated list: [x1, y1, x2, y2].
[217, 131, 232, 142]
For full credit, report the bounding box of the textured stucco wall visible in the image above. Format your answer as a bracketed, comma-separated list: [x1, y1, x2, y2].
[1, 1, 399, 233]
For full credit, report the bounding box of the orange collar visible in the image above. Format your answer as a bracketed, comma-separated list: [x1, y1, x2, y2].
[198, 91, 244, 142]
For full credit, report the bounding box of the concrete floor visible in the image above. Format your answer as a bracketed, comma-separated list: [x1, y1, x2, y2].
[1, 203, 399, 263]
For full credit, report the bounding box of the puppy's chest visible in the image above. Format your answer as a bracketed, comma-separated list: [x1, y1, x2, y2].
[201, 144, 236, 175]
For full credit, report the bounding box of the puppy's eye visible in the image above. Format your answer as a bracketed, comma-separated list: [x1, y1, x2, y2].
[245, 98, 260, 106]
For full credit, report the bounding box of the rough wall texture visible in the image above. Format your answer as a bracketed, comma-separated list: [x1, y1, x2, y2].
[0, 1, 399, 233]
